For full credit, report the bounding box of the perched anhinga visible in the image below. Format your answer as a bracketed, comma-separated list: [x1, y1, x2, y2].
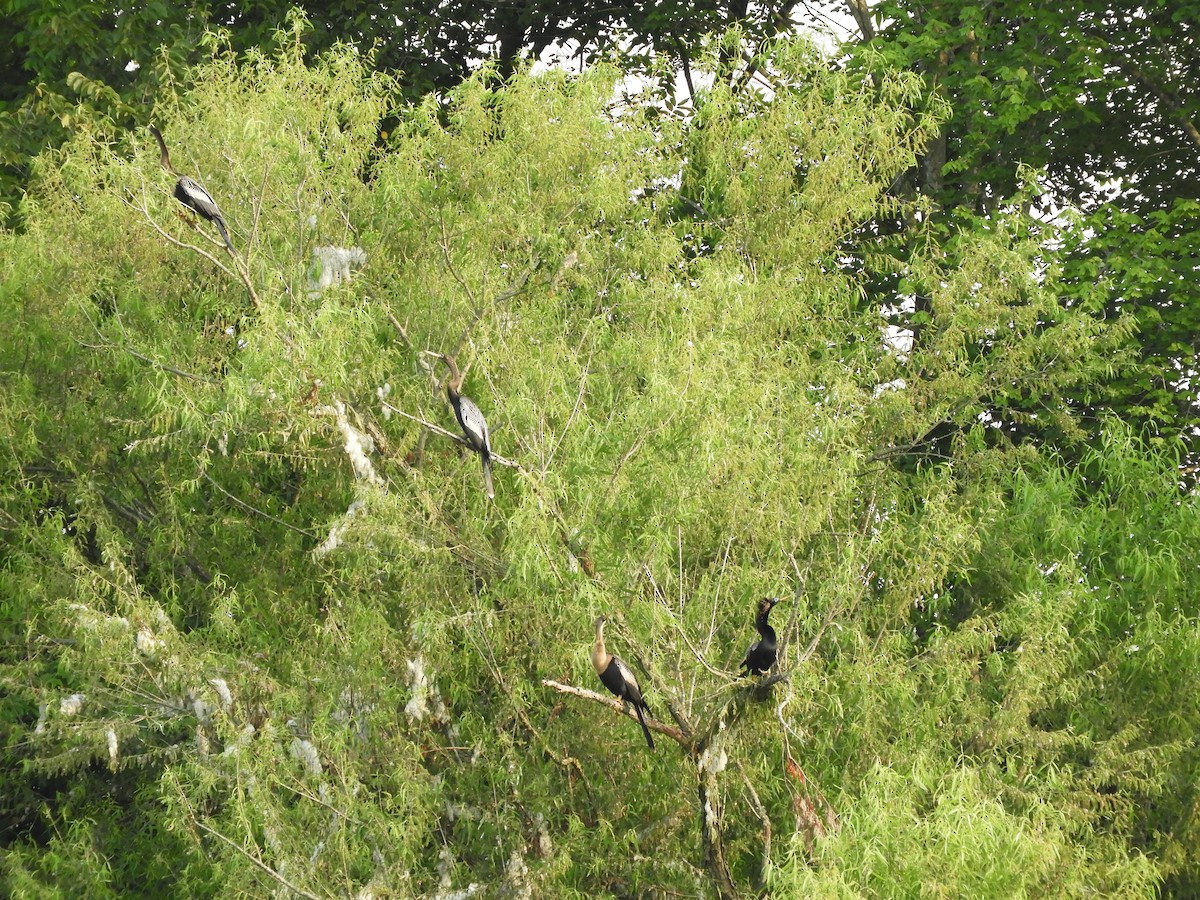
[740, 597, 782, 676]
[148, 124, 235, 253]
[435, 353, 494, 499]
[592, 615, 654, 749]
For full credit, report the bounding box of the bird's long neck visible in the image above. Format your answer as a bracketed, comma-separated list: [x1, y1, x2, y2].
[592, 621, 611, 673]
[149, 126, 176, 176]
[755, 608, 776, 641]
[442, 355, 464, 402]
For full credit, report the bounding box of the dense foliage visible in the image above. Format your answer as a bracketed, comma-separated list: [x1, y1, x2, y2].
[848, 0, 1200, 453]
[2, 32, 1198, 898]
[5, 1, 1197, 454]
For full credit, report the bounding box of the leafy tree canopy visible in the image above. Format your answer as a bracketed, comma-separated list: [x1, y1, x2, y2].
[1, 24, 1198, 898]
[845, 0, 1200, 452]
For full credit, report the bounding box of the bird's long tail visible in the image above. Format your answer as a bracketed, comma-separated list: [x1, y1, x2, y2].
[213, 215, 235, 254]
[481, 454, 494, 499]
[634, 702, 655, 750]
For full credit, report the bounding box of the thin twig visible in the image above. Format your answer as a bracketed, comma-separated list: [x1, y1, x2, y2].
[202, 471, 319, 540]
[678, 620, 738, 683]
[78, 338, 215, 383]
[606, 355, 694, 499]
[193, 820, 325, 900]
[630, 642, 695, 737]
[387, 312, 436, 382]
[129, 188, 237, 280]
[445, 244, 541, 362]
[439, 212, 478, 307]
[736, 760, 773, 887]
[80, 315, 216, 383]
[131, 183, 261, 311]
[544, 339, 595, 472]
[273, 777, 365, 827]
[248, 158, 272, 258]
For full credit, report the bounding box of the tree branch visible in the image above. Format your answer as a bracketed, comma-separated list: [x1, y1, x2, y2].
[128, 187, 237, 279]
[202, 471, 319, 540]
[129, 184, 261, 311]
[846, 0, 875, 41]
[698, 768, 737, 900]
[541, 680, 688, 746]
[79, 314, 216, 383]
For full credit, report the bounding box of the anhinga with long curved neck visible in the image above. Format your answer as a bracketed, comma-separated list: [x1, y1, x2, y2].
[436, 353, 494, 499]
[149, 124, 235, 253]
[592, 615, 654, 749]
[740, 597, 782, 676]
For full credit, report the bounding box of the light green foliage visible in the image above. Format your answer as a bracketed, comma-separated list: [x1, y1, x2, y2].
[0, 32, 1193, 899]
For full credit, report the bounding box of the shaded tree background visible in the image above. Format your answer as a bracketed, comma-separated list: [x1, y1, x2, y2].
[841, 0, 1200, 455]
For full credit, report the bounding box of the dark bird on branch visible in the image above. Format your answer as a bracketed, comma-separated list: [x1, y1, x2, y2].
[434, 352, 494, 499]
[740, 597, 782, 676]
[149, 124, 235, 253]
[592, 615, 654, 749]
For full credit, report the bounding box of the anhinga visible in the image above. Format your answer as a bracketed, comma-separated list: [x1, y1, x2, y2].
[434, 353, 494, 499]
[740, 597, 782, 676]
[148, 125, 235, 253]
[592, 615, 654, 749]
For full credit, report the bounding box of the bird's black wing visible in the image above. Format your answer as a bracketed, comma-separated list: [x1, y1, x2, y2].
[175, 176, 234, 251]
[613, 656, 651, 714]
[454, 395, 491, 457]
[599, 658, 628, 700]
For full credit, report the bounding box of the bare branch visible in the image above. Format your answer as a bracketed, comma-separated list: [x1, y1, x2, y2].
[543, 340, 594, 473]
[846, 0, 875, 41]
[630, 644, 696, 737]
[80, 314, 216, 383]
[439, 212, 478, 308]
[737, 760, 773, 890]
[130, 183, 261, 311]
[247, 158, 272, 257]
[730, 1, 803, 96]
[388, 312, 437, 384]
[541, 680, 689, 746]
[698, 767, 737, 900]
[453, 254, 542, 363]
[128, 187, 237, 279]
[677, 615, 740, 683]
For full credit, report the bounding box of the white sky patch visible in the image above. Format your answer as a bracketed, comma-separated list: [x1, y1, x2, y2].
[881, 294, 918, 317]
[882, 324, 914, 359]
[873, 378, 907, 397]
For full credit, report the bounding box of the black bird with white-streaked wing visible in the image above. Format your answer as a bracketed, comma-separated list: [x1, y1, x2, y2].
[149, 124, 235, 253]
[435, 352, 494, 499]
